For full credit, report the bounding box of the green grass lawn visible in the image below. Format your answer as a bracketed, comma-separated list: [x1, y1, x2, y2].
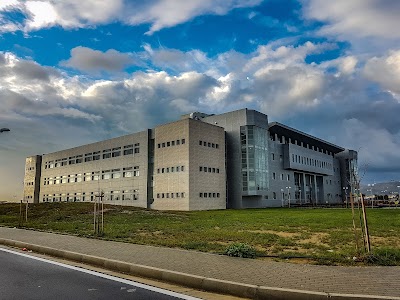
[1, 202, 399, 265]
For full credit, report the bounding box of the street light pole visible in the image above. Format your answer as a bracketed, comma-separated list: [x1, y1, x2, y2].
[286, 186, 291, 208]
[343, 187, 348, 208]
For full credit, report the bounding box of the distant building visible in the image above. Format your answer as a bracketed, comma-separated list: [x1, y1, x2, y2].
[23, 108, 357, 210]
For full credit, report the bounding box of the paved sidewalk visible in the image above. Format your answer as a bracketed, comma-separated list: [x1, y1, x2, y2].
[0, 227, 399, 299]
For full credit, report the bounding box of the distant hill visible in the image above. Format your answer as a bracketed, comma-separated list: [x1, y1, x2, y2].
[360, 181, 400, 196]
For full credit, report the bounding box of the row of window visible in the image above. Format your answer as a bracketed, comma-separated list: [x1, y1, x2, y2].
[157, 139, 185, 149]
[42, 190, 139, 202]
[26, 167, 35, 171]
[269, 191, 341, 200]
[199, 140, 220, 149]
[270, 134, 334, 156]
[43, 167, 139, 185]
[156, 192, 186, 199]
[25, 182, 34, 186]
[156, 166, 185, 173]
[272, 172, 290, 181]
[199, 192, 221, 198]
[44, 144, 140, 169]
[199, 166, 220, 173]
[291, 154, 332, 169]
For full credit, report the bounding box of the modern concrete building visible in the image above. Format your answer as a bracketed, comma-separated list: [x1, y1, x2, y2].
[23, 108, 357, 210]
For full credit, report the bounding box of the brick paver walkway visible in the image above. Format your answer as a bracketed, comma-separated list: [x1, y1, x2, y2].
[0, 227, 399, 297]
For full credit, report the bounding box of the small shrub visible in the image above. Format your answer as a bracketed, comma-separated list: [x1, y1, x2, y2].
[361, 248, 400, 266]
[225, 243, 256, 258]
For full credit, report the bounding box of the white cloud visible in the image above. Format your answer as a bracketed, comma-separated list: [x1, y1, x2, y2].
[0, 0, 19, 11]
[127, 0, 262, 34]
[2, 42, 400, 200]
[0, 0, 261, 34]
[24, 1, 58, 30]
[303, 0, 400, 40]
[60, 47, 137, 73]
[364, 50, 400, 95]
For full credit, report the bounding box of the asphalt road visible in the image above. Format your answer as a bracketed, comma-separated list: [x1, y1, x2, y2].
[0, 247, 200, 300]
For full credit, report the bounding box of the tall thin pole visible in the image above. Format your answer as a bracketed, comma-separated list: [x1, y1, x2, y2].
[19, 200, 23, 227]
[349, 192, 359, 254]
[359, 193, 371, 252]
[101, 196, 104, 233]
[93, 199, 97, 233]
[25, 201, 28, 222]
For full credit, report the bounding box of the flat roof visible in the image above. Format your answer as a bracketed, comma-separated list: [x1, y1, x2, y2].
[268, 122, 345, 154]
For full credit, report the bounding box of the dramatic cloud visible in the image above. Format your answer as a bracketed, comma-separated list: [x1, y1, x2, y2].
[1, 39, 400, 200]
[363, 50, 400, 95]
[303, 0, 400, 40]
[60, 47, 137, 73]
[125, 0, 262, 34]
[0, 0, 261, 34]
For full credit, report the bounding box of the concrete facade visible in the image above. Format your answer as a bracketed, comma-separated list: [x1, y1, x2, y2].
[23, 108, 357, 210]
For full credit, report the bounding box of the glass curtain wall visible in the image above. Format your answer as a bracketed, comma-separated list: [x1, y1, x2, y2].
[241, 126, 269, 194]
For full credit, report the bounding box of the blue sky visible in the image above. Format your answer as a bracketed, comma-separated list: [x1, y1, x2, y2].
[1, 0, 400, 200]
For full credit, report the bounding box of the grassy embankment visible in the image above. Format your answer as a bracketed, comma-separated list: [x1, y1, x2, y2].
[0, 202, 399, 265]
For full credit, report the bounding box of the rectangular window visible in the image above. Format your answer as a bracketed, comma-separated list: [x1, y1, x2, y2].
[176, 140, 180, 145]
[91, 172, 99, 181]
[176, 166, 180, 172]
[112, 169, 121, 179]
[158, 144, 160, 148]
[102, 170, 111, 180]
[181, 192, 185, 198]
[124, 167, 133, 177]
[84, 172, 91, 181]
[212, 168, 216, 173]
[217, 193, 220, 198]
[199, 193, 203, 197]
[212, 143, 215, 148]
[124, 148, 133, 155]
[133, 166, 139, 176]
[208, 142, 211, 147]
[103, 149, 111, 159]
[162, 143, 165, 147]
[216, 144, 219, 149]
[112, 147, 121, 157]
[273, 172, 276, 180]
[167, 141, 170, 147]
[199, 141, 202, 145]
[199, 166, 202, 171]
[204, 193, 207, 198]
[171, 166, 174, 172]
[181, 166, 185, 172]
[181, 139, 185, 144]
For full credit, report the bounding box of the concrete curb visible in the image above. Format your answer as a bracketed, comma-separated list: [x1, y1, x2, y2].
[0, 238, 398, 300]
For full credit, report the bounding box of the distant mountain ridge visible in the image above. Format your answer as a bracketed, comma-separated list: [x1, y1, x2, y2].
[360, 181, 400, 195]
